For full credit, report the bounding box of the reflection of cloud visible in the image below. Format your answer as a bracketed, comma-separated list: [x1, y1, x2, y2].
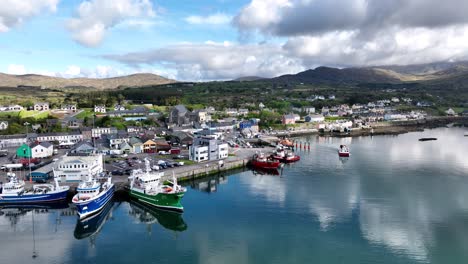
[240, 174, 286, 206]
[359, 201, 431, 261]
[196, 233, 248, 264]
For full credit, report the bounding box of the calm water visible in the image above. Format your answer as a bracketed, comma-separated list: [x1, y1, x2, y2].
[1, 127, 468, 264]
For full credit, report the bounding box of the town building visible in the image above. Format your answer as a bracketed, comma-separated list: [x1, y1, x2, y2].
[91, 127, 117, 139]
[169, 105, 190, 126]
[282, 114, 300, 125]
[0, 134, 27, 148]
[446, 108, 456, 116]
[36, 132, 83, 146]
[30, 142, 54, 158]
[54, 154, 103, 182]
[189, 137, 228, 162]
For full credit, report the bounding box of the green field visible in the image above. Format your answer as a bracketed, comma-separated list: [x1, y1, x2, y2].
[19, 110, 50, 120]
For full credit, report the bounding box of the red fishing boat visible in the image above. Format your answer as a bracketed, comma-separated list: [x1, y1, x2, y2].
[250, 153, 281, 169]
[338, 145, 350, 157]
[271, 148, 300, 162]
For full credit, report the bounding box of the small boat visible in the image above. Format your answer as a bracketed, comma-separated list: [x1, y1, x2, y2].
[418, 138, 437, 141]
[128, 159, 186, 212]
[278, 138, 294, 148]
[338, 145, 350, 157]
[0, 173, 69, 204]
[271, 148, 300, 162]
[250, 153, 281, 169]
[72, 175, 115, 220]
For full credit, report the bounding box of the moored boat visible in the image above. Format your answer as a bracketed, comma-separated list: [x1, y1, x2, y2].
[72, 175, 115, 220]
[128, 159, 186, 212]
[0, 173, 69, 204]
[338, 145, 350, 157]
[250, 153, 281, 169]
[271, 147, 300, 162]
[74, 199, 115, 240]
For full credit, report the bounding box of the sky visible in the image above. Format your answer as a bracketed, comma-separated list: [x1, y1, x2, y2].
[1, 0, 468, 81]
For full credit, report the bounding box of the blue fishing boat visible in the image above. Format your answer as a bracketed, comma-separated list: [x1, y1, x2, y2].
[72, 175, 114, 220]
[0, 174, 69, 204]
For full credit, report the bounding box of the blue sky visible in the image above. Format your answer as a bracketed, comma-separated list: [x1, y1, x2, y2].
[1, 0, 468, 81]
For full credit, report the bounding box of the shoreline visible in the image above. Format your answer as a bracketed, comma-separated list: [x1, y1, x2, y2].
[283, 116, 468, 138]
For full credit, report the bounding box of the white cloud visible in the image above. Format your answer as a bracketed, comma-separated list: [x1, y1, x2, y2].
[232, 0, 468, 68]
[7, 64, 26, 75]
[185, 13, 231, 25]
[0, 0, 58, 32]
[66, 0, 156, 47]
[103, 41, 305, 81]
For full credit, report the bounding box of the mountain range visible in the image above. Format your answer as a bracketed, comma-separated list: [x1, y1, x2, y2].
[1, 61, 468, 89]
[0, 73, 175, 90]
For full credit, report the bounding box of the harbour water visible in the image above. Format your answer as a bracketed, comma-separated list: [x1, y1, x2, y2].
[1, 127, 467, 264]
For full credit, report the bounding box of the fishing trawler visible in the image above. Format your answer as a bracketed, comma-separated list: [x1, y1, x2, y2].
[72, 174, 114, 220]
[250, 152, 281, 169]
[0, 173, 69, 204]
[128, 159, 186, 212]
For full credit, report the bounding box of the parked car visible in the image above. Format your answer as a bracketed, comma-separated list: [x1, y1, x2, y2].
[158, 151, 169, 155]
[131, 156, 139, 160]
[112, 170, 124, 176]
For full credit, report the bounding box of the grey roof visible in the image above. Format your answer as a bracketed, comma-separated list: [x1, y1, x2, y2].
[174, 105, 188, 116]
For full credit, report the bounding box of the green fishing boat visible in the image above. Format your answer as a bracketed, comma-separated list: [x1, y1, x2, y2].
[128, 159, 186, 212]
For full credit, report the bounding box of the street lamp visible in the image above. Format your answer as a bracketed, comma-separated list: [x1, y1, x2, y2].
[23, 122, 32, 182]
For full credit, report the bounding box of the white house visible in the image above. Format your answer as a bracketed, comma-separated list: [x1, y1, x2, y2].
[61, 104, 77, 112]
[238, 109, 249, 116]
[54, 154, 103, 182]
[446, 108, 456, 116]
[1, 105, 24, 111]
[0, 121, 8, 130]
[114, 105, 126, 111]
[30, 142, 53, 158]
[305, 114, 325, 123]
[94, 105, 106, 113]
[225, 108, 238, 116]
[34, 102, 49, 111]
[218, 143, 229, 159]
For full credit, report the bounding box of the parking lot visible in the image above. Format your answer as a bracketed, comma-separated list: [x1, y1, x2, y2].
[103, 151, 191, 177]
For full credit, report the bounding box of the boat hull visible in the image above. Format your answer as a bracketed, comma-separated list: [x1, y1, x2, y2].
[74, 184, 115, 220]
[0, 187, 69, 204]
[272, 155, 301, 163]
[338, 152, 350, 157]
[250, 160, 281, 169]
[129, 189, 185, 212]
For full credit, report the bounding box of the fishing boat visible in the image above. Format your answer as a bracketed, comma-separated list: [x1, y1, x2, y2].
[72, 174, 114, 220]
[250, 152, 281, 169]
[0, 173, 69, 204]
[128, 159, 186, 212]
[338, 145, 350, 157]
[418, 137, 437, 141]
[271, 147, 300, 162]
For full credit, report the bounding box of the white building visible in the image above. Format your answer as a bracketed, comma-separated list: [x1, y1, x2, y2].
[34, 102, 49, 111]
[189, 137, 228, 162]
[305, 114, 325, 122]
[0, 121, 8, 130]
[30, 142, 54, 158]
[92, 127, 117, 138]
[94, 105, 106, 113]
[36, 132, 83, 145]
[61, 104, 77, 112]
[446, 108, 456, 116]
[54, 154, 103, 182]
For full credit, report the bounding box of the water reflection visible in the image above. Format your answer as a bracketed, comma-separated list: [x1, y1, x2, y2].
[190, 174, 229, 193]
[74, 200, 116, 241]
[128, 201, 187, 233]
